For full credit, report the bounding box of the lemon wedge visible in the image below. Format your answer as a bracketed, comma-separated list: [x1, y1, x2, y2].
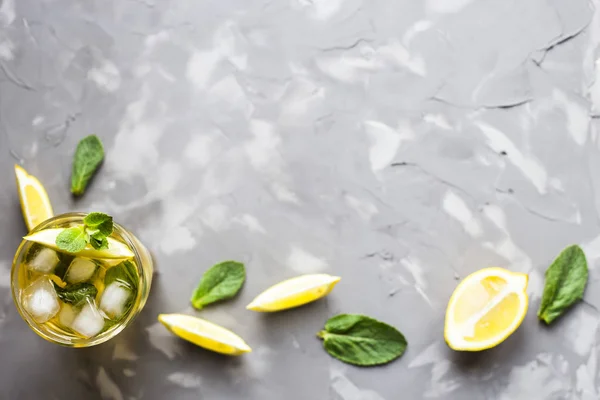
[24, 228, 134, 260]
[49, 274, 67, 288]
[247, 274, 341, 312]
[15, 165, 54, 231]
[158, 314, 251, 355]
[444, 267, 528, 351]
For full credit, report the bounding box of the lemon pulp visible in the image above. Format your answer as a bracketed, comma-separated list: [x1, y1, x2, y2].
[445, 267, 528, 351]
[158, 314, 251, 355]
[15, 165, 54, 231]
[247, 274, 341, 312]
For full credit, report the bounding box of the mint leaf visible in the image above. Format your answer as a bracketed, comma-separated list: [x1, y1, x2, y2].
[90, 236, 108, 250]
[103, 318, 119, 331]
[53, 282, 98, 306]
[191, 261, 246, 309]
[318, 314, 407, 366]
[105, 261, 138, 290]
[84, 212, 112, 250]
[71, 135, 104, 196]
[53, 212, 115, 254]
[84, 212, 113, 237]
[538, 245, 588, 324]
[56, 227, 88, 253]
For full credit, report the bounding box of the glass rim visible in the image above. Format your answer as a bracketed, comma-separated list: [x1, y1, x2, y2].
[11, 212, 149, 347]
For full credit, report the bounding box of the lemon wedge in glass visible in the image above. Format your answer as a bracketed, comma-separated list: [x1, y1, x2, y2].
[15, 165, 54, 231]
[24, 228, 134, 260]
[247, 274, 341, 312]
[444, 267, 528, 351]
[158, 314, 251, 355]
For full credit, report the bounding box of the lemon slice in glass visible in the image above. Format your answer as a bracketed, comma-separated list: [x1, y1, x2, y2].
[247, 274, 341, 312]
[15, 165, 54, 231]
[444, 267, 528, 351]
[158, 314, 251, 355]
[24, 228, 134, 260]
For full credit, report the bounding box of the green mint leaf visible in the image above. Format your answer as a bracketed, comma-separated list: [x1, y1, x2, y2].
[56, 227, 88, 253]
[84, 212, 113, 237]
[318, 314, 407, 367]
[71, 135, 104, 196]
[89, 230, 106, 241]
[53, 282, 98, 307]
[90, 236, 109, 250]
[191, 261, 246, 309]
[103, 318, 119, 331]
[105, 260, 138, 290]
[538, 245, 588, 324]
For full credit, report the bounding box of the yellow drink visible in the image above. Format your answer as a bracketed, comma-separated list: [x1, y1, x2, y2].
[11, 213, 153, 347]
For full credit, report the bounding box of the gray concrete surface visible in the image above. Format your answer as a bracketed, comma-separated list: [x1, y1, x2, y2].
[1, 0, 600, 398]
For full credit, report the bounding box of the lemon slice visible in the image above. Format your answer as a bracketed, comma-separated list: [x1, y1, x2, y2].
[15, 165, 54, 231]
[444, 267, 528, 351]
[49, 274, 67, 288]
[24, 228, 134, 260]
[158, 314, 252, 355]
[247, 274, 341, 312]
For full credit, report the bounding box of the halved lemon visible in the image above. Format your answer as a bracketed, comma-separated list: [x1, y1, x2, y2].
[158, 314, 251, 355]
[444, 267, 528, 351]
[15, 165, 54, 231]
[247, 274, 341, 312]
[24, 228, 134, 260]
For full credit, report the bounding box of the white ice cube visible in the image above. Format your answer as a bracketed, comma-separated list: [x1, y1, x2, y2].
[22, 277, 60, 323]
[99, 282, 132, 319]
[71, 300, 105, 338]
[28, 248, 59, 273]
[58, 303, 77, 327]
[65, 258, 97, 284]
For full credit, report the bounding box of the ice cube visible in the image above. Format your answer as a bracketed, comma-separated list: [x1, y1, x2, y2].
[99, 282, 132, 319]
[22, 277, 60, 323]
[71, 300, 105, 338]
[28, 248, 59, 273]
[58, 303, 77, 327]
[65, 258, 97, 284]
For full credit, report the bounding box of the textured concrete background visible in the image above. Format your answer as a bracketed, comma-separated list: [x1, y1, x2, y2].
[1, 0, 600, 399]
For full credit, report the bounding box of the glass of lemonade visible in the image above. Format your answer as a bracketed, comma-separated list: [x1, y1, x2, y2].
[11, 212, 153, 347]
